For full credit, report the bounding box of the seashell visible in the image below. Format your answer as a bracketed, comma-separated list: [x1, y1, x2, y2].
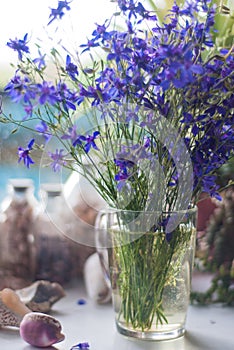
[84, 252, 111, 304]
[0, 288, 31, 327]
[20, 312, 65, 348]
[16, 280, 66, 313]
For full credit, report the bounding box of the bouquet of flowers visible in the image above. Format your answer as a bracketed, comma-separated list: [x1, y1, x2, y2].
[1, 0, 233, 208]
[1, 0, 234, 336]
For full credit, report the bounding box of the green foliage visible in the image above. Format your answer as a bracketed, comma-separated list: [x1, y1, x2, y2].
[192, 186, 234, 305]
[211, 0, 234, 48]
[109, 211, 196, 329]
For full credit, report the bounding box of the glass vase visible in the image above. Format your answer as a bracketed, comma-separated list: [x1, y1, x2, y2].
[95, 207, 197, 341]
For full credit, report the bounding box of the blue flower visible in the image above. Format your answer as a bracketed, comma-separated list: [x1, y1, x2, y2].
[61, 125, 79, 142]
[83, 131, 100, 153]
[73, 135, 86, 147]
[80, 38, 99, 53]
[114, 158, 135, 171]
[7, 33, 29, 61]
[66, 55, 79, 81]
[22, 104, 34, 119]
[33, 50, 46, 69]
[107, 32, 132, 64]
[56, 82, 78, 111]
[35, 121, 52, 142]
[114, 157, 135, 189]
[17, 139, 35, 168]
[117, 0, 156, 21]
[48, 0, 72, 25]
[48, 149, 67, 172]
[79, 85, 112, 105]
[4, 75, 35, 104]
[92, 20, 111, 42]
[70, 342, 90, 349]
[36, 81, 59, 105]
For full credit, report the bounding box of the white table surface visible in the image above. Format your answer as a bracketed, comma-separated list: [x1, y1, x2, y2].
[0, 278, 233, 350]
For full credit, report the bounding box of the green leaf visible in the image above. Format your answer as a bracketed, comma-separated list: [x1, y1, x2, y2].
[11, 128, 19, 134]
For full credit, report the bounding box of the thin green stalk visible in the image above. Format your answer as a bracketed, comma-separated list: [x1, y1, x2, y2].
[109, 216, 195, 331]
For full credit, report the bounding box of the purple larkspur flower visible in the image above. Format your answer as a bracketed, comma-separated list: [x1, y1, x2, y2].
[116, 143, 153, 166]
[61, 126, 86, 148]
[117, 0, 156, 21]
[18, 139, 35, 168]
[48, 149, 67, 172]
[23, 104, 34, 119]
[66, 55, 79, 81]
[4, 75, 35, 104]
[35, 121, 52, 142]
[36, 81, 59, 105]
[114, 158, 135, 171]
[70, 342, 90, 349]
[33, 50, 46, 69]
[107, 32, 132, 64]
[73, 135, 86, 147]
[91, 20, 112, 42]
[61, 125, 78, 142]
[56, 82, 78, 111]
[48, 0, 72, 25]
[7, 33, 29, 60]
[157, 43, 204, 90]
[80, 38, 99, 53]
[83, 131, 100, 153]
[115, 168, 131, 182]
[114, 157, 135, 189]
[158, 216, 177, 243]
[79, 84, 114, 105]
[117, 0, 128, 12]
[134, 2, 157, 21]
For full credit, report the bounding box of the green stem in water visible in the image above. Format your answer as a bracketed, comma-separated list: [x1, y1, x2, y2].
[109, 221, 195, 331]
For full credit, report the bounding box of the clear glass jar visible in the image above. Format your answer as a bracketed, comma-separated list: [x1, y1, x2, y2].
[0, 178, 39, 289]
[95, 207, 197, 340]
[34, 183, 76, 285]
